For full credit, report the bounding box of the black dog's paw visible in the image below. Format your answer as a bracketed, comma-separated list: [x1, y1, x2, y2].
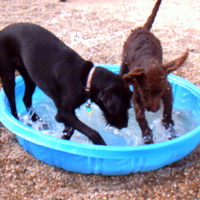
[92, 135, 106, 145]
[31, 112, 42, 122]
[13, 112, 20, 120]
[40, 123, 49, 130]
[62, 126, 74, 140]
[62, 134, 71, 140]
[31, 112, 49, 130]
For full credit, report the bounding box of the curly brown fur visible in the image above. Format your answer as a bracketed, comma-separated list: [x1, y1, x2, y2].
[120, 0, 188, 144]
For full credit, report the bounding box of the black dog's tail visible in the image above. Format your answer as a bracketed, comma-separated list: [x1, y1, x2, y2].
[143, 0, 162, 31]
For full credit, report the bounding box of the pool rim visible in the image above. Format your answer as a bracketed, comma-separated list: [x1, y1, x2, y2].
[0, 64, 200, 159]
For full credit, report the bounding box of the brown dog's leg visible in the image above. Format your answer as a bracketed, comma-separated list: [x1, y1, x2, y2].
[134, 97, 154, 144]
[161, 82, 177, 138]
[162, 82, 174, 127]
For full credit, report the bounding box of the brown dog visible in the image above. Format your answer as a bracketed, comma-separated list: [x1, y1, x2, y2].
[120, 0, 188, 144]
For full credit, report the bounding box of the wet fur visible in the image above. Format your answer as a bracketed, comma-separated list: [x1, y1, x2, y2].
[120, 0, 188, 144]
[0, 23, 131, 145]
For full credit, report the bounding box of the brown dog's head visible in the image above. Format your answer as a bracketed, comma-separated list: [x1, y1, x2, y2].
[123, 50, 188, 112]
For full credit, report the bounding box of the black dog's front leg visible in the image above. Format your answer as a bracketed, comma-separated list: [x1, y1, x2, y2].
[62, 125, 74, 140]
[134, 97, 154, 144]
[162, 83, 177, 138]
[56, 110, 106, 145]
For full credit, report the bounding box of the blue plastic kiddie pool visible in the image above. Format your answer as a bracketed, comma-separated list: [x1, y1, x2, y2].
[0, 65, 200, 175]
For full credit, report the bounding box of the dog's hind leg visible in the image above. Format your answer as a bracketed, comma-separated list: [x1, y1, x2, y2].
[0, 45, 19, 119]
[18, 68, 41, 121]
[0, 68, 18, 119]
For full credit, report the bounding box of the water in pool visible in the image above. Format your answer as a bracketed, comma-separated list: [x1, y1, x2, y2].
[19, 98, 199, 146]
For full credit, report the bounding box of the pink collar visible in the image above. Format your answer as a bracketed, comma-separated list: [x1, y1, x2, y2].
[85, 67, 96, 93]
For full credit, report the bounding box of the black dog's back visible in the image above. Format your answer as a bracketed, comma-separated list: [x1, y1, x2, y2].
[1, 24, 82, 79]
[0, 23, 92, 120]
[0, 23, 131, 145]
[0, 23, 88, 101]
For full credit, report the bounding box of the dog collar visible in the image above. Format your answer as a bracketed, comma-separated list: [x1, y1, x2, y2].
[85, 67, 96, 113]
[85, 66, 96, 94]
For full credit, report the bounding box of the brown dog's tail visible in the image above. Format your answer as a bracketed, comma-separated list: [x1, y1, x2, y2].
[143, 0, 162, 31]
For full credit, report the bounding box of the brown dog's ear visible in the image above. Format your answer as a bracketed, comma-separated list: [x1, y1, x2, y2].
[123, 67, 144, 84]
[162, 49, 189, 73]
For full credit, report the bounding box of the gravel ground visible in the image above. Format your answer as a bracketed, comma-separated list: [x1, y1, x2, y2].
[0, 0, 199, 199]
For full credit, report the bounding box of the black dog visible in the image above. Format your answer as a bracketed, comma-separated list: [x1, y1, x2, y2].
[0, 23, 131, 145]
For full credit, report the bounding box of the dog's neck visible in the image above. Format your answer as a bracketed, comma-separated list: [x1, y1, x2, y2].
[85, 67, 96, 98]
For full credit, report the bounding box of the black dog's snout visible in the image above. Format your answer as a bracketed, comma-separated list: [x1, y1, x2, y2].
[114, 119, 128, 130]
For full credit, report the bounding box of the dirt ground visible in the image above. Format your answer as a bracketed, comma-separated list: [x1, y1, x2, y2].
[0, 0, 199, 199]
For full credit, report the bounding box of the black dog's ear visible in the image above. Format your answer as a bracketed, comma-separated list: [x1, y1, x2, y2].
[99, 89, 121, 115]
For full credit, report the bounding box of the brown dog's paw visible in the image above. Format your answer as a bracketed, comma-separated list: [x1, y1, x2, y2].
[167, 127, 178, 140]
[143, 134, 154, 145]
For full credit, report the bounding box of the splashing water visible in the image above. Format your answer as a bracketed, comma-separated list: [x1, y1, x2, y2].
[19, 98, 199, 146]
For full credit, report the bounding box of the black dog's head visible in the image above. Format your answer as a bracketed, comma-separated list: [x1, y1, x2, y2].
[99, 81, 132, 129]
[91, 70, 132, 129]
